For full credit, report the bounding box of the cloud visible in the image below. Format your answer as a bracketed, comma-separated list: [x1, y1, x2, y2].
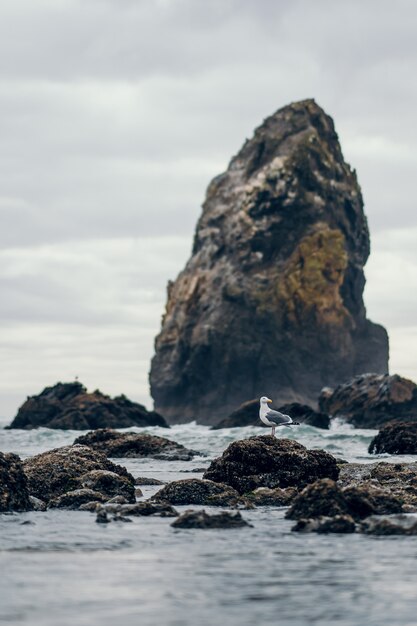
[1, 0, 417, 415]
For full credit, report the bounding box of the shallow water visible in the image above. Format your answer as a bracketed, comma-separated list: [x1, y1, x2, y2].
[2, 418, 417, 626]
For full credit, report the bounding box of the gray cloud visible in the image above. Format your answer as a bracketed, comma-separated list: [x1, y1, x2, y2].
[1, 0, 417, 416]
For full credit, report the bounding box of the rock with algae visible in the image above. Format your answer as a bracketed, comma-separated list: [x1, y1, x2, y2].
[150, 99, 388, 424]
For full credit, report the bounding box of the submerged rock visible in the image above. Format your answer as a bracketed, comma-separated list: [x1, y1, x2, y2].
[286, 478, 403, 522]
[73, 428, 199, 460]
[319, 374, 417, 428]
[150, 99, 388, 424]
[0, 451, 32, 512]
[171, 509, 252, 529]
[212, 399, 329, 430]
[291, 514, 356, 534]
[99, 501, 178, 517]
[23, 444, 134, 504]
[361, 514, 417, 535]
[151, 478, 245, 506]
[369, 422, 417, 455]
[203, 436, 339, 494]
[7, 381, 168, 430]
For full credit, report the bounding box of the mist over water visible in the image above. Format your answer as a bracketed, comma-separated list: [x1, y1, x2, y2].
[2, 420, 417, 626]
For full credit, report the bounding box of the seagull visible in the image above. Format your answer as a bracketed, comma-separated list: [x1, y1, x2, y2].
[259, 396, 300, 436]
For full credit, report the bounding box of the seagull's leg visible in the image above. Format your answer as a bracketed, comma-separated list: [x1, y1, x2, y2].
[272, 426, 275, 437]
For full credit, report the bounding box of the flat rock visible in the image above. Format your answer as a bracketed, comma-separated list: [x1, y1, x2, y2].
[319, 373, 417, 428]
[73, 428, 199, 460]
[151, 478, 244, 506]
[291, 514, 356, 533]
[150, 99, 388, 425]
[361, 514, 417, 535]
[212, 400, 329, 430]
[286, 478, 403, 522]
[369, 421, 417, 454]
[134, 476, 165, 486]
[171, 509, 252, 529]
[7, 381, 168, 430]
[247, 486, 298, 506]
[0, 451, 32, 512]
[98, 501, 178, 517]
[203, 436, 339, 494]
[23, 444, 134, 504]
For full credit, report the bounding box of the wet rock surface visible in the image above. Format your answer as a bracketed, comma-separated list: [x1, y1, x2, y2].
[361, 514, 417, 535]
[98, 501, 178, 517]
[171, 509, 252, 529]
[8, 381, 168, 430]
[0, 451, 32, 512]
[319, 373, 417, 428]
[151, 478, 245, 507]
[150, 99, 388, 425]
[212, 400, 329, 430]
[286, 478, 403, 522]
[78, 469, 136, 503]
[291, 514, 356, 534]
[74, 428, 199, 460]
[369, 421, 417, 455]
[23, 444, 135, 505]
[246, 486, 298, 506]
[48, 488, 108, 509]
[203, 436, 339, 494]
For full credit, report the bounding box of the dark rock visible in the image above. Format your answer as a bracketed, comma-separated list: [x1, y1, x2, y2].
[23, 444, 134, 504]
[338, 461, 417, 508]
[48, 488, 107, 509]
[361, 514, 417, 535]
[150, 99, 388, 425]
[99, 501, 178, 517]
[291, 514, 356, 533]
[286, 478, 403, 521]
[369, 421, 417, 454]
[171, 509, 252, 529]
[212, 400, 330, 430]
[134, 476, 165, 485]
[203, 436, 339, 494]
[319, 374, 417, 428]
[79, 470, 136, 503]
[247, 486, 298, 506]
[7, 381, 168, 430]
[151, 479, 244, 506]
[0, 451, 32, 512]
[96, 510, 110, 524]
[73, 429, 199, 460]
[79, 501, 103, 512]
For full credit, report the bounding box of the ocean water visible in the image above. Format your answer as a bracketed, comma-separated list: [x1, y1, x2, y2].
[2, 417, 417, 626]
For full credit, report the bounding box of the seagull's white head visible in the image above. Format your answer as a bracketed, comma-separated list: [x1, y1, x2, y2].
[260, 396, 272, 405]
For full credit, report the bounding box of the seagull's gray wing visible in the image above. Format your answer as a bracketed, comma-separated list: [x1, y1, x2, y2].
[265, 409, 293, 426]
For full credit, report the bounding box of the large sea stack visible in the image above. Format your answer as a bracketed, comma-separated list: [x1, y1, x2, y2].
[150, 99, 389, 424]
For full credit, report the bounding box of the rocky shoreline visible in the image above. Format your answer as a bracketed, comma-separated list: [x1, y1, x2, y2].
[3, 430, 417, 535]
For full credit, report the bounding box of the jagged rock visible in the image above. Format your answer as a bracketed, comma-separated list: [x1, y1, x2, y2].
[150, 99, 388, 424]
[0, 451, 32, 512]
[203, 436, 339, 494]
[212, 399, 329, 430]
[151, 478, 245, 506]
[7, 381, 168, 430]
[291, 514, 356, 533]
[23, 444, 134, 504]
[319, 374, 417, 428]
[78, 470, 136, 503]
[134, 476, 165, 486]
[361, 514, 417, 535]
[369, 421, 417, 454]
[247, 486, 298, 506]
[171, 509, 252, 529]
[286, 478, 403, 521]
[48, 488, 107, 509]
[73, 428, 198, 460]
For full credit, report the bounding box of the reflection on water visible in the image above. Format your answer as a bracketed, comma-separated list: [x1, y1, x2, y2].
[2, 420, 417, 626]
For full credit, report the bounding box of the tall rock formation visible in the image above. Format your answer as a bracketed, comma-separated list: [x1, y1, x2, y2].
[150, 99, 389, 424]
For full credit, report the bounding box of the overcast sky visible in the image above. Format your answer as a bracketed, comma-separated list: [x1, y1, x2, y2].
[1, 0, 417, 417]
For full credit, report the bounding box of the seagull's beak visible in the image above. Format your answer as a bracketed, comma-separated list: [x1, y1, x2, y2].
[267, 398, 272, 403]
